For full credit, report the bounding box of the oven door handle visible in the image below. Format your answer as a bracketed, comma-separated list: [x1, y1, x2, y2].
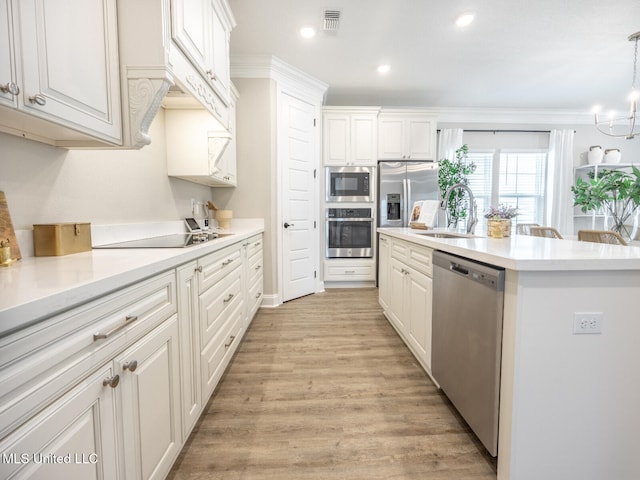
[326, 218, 373, 222]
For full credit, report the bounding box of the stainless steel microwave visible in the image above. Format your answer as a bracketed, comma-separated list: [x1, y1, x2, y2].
[325, 166, 373, 202]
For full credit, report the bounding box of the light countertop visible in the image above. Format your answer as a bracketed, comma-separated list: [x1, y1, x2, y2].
[0, 223, 264, 337]
[378, 227, 640, 271]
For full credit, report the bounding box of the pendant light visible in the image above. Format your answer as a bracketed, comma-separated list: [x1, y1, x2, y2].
[593, 31, 640, 140]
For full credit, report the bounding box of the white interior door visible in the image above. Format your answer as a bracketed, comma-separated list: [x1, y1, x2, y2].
[280, 93, 318, 302]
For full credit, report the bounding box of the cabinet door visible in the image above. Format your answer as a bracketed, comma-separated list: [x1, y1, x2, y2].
[406, 116, 436, 160]
[176, 262, 202, 439]
[323, 113, 349, 165]
[117, 317, 182, 480]
[210, 1, 230, 100]
[17, 0, 122, 143]
[0, 0, 17, 108]
[0, 365, 119, 480]
[351, 114, 377, 165]
[378, 235, 391, 310]
[171, 0, 211, 78]
[378, 116, 405, 159]
[388, 257, 408, 335]
[406, 266, 433, 370]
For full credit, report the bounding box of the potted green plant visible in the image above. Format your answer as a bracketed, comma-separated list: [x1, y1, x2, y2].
[484, 204, 518, 238]
[438, 144, 476, 227]
[571, 165, 640, 241]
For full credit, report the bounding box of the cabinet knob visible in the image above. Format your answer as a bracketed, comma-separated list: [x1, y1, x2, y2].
[0, 82, 19, 96]
[195, 265, 203, 273]
[28, 93, 46, 106]
[123, 360, 138, 372]
[103, 375, 120, 388]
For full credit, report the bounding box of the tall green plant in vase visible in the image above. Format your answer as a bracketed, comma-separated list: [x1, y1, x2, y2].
[438, 144, 476, 228]
[572, 165, 640, 242]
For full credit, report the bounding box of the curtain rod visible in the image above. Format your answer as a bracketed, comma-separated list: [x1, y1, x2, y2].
[436, 129, 576, 134]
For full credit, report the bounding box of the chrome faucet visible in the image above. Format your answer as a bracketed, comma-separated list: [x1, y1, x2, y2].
[441, 183, 478, 235]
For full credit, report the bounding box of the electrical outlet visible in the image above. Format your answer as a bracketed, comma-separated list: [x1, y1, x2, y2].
[573, 312, 603, 335]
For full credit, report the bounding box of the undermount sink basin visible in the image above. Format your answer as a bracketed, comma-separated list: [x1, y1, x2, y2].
[416, 231, 477, 239]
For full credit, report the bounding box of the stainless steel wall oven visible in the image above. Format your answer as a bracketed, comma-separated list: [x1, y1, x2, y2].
[326, 208, 374, 258]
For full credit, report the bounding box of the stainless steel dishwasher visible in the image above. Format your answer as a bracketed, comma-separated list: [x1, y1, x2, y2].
[432, 250, 505, 457]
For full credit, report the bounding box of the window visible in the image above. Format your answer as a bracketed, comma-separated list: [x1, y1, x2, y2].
[466, 149, 548, 232]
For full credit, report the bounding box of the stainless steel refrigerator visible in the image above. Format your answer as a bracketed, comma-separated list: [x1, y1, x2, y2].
[378, 161, 440, 227]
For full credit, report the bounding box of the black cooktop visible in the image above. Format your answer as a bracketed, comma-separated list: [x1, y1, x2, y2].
[93, 233, 222, 249]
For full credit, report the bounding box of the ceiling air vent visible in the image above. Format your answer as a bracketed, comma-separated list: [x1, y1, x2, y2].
[323, 9, 341, 33]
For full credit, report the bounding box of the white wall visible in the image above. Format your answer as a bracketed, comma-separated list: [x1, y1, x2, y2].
[213, 78, 278, 298]
[0, 110, 214, 231]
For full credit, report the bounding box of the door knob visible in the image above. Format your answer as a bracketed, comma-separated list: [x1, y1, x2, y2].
[284, 222, 294, 228]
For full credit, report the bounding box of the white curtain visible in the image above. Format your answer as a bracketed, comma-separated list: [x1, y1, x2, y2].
[546, 129, 575, 235]
[438, 128, 464, 162]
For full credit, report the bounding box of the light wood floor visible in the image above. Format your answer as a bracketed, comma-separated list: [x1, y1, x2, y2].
[168, 288, 497, 480]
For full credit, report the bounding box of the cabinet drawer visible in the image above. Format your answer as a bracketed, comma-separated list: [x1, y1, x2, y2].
[324, 261, 375, 281]
[197, 243, 242, 294]
[408, 244, 433, 277]
[0, 271, 176, 438]
[390, 238, 410, 263]
[199, 269, 242, 349]
[201, 300, 243, 400]
[245, 234, 263, 259]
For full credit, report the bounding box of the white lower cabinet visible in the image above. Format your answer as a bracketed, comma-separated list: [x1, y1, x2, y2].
[378, 234, 433, 373]
[323, 258, 376, 283]
[116, 316, 182, 480]
[176, 262, 202, 439]
[0, 232, 264, 479]
[0, 364, 119, 480]
[243, 234, 264, 327]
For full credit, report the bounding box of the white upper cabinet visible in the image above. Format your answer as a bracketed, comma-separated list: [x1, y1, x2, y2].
[0, 0, 17, 109]
[323, 107, 379, 166]
[0, 0, 122, 146]
[378, 111, 437, 160]
[171, 0, 232, 105]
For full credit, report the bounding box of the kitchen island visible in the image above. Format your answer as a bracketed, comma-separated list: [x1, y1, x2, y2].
[379, 227, 640, 480]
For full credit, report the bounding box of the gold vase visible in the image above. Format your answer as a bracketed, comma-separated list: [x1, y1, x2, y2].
[487, 219, 511, 238]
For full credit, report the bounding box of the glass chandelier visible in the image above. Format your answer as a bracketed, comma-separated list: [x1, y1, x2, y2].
[593, 31, 640, 140]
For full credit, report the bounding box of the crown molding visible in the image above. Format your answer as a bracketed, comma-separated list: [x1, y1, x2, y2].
[427, 107, 593, 125]
[231, 55, 328, 101]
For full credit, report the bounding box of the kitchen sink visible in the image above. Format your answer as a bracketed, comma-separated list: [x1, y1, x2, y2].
[416, 231, 477, 239]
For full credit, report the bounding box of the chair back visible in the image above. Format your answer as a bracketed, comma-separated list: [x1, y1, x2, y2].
[516, 223, 540, 235]
[577, 229, 628, 246]
[530, 226, 563, 239]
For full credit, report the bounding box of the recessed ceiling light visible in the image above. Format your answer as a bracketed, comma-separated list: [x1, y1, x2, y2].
[300, 26, 316, 38]
[455, 12, 475, 27]
[377, 64, 391, 74]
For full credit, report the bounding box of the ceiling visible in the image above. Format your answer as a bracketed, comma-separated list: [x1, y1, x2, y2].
[228, 0, 640, 113]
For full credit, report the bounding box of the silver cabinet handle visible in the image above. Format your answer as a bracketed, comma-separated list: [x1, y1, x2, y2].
[255, 292, 262, 299]
[254, 242, 261, 247]
[195, 265, 203, 273]
[93, 315, 139, 341]
[223, 293, 234, 304]
[0, 82, 19, 95]
[28, 93, 46, 106]
[123, 360, 138, 372]
[255, 265, 261, 271]
[345, 270, 356, 274]
[103, 375, 120, 388]
[224, 335, 236, 348]
[222, 259, 233, 266]
[243, 242, 250, 247]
